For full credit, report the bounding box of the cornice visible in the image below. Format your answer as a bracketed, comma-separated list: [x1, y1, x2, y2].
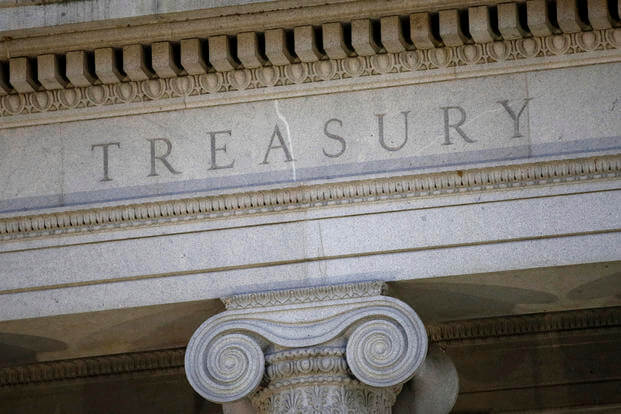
[1, 27, 620, 129]
[1, 306, 618, 387]
[0, 0, 516, 48]
[0, 155, 619, 242]
[1, 0, 620, 128]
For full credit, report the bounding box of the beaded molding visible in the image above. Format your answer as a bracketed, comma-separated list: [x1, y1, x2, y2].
[0, 154, 619, 241]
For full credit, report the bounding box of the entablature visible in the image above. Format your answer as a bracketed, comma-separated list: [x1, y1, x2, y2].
[0, 0, 619, 128]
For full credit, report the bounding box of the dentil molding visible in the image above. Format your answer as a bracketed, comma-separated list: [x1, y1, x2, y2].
[0, 0, 620, 128]
[1, 28, 619, 128]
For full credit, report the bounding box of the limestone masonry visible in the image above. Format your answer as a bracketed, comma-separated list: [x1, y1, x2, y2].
[0, 0, 620, 413]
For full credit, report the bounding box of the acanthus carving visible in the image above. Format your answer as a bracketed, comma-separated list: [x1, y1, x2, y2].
[254, 346, 401, 414]
[1, 28, 619, 124]
[253, 376, 401, 414]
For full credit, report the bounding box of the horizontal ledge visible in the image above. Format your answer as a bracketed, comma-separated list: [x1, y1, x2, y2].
[0, 154, 619, 241]
[2, 29, 620, 129]
[0, 0, 523, 56]
[2, 228, 620, 296]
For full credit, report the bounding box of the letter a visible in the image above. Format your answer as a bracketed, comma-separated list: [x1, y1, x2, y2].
[261, 124, 294, 164]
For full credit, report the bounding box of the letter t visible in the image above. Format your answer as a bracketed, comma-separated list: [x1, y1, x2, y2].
[91, 142, 120, 182]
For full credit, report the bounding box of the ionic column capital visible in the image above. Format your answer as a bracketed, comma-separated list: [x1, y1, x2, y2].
[185, 281, 428, 412]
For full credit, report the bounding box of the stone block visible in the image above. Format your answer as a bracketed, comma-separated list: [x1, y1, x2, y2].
[265, 29, 294, 66]
[410, 13, 440, 49]
[526, 0, 557, 36]
[588, 0, 614, 29]
[208, 35, 238, 72]
[9, 57, 38, 93]
[380, 15, 408, 52]
[351, 19, 381, 56]
[556, 0, 587, 32]
[237, 32, 265, 69]
[66, 51, 96, 87]
[180, 38, 208, 75]
[469, 6, 499, 43]
[497, 3, 527, 40]
[439, 9, 468, 46]
[37, 54, 68, 90]
[94, 47, 124, 84]
[322, 22, 351, 59]
[294, 26, 322, 62]
[123, 44, 155, 81]
[152, 42, 182, 78]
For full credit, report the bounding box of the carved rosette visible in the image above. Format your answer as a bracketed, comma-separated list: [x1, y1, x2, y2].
[185, 281, 428, 413]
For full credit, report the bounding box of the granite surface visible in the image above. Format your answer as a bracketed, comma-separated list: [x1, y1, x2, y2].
[0, 0, 272, 31]
[1, 63, 619, 214]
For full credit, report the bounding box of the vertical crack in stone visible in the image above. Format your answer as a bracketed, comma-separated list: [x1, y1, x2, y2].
[274, 99, 297, 181]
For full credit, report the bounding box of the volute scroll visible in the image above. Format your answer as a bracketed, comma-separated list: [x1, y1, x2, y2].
[185, 281, 433, 413]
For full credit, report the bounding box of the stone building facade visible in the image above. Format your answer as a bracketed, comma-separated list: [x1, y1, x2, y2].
[0, 0, 620, 412]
